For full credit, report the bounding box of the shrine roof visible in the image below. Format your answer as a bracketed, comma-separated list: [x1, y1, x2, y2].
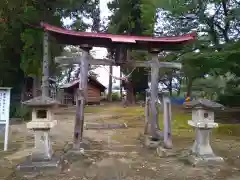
[60, 76, 106, 91]
[187, 99, 224, 110]
[41, 23, 196, 50]
[22, 96, 61, 107]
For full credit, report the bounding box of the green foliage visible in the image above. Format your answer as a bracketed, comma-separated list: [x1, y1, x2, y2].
[21, 28, 42, 77]
[108, 0, 156, 96]
[214, 124, 240, 137]
[136, 92, 145, 101]
[154, 0, 240, 105]
[217, 77, 240, 107]
[0, 0, 100, 93]
[10, 103, 31, 121]
[111, 92, 121, 101]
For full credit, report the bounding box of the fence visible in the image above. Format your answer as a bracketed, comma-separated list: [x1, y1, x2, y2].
[170, 97, 192, 105]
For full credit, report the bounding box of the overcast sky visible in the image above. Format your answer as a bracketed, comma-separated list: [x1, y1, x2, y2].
[63, 0, 120, 89]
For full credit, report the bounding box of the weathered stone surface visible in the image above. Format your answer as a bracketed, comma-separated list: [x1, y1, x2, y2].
[31, 130, 53, 161]
[27, 120, 57, 129]
[188, 154, 224, 167]
[156, 146, 177, 157]
[187, 98, 224, 166]
[186, 99, 224, 110]
[16, 158, 59, 171]
[66, 139, 90, 155]
[188, 120, 218, 128]
[22, 96, 61, 107]
[144, 136, 161, 149]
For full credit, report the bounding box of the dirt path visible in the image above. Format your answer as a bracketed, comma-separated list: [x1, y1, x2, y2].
[1, 106, 240, 179]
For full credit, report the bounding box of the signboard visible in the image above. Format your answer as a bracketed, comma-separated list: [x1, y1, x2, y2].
[0, 87, 11, 151]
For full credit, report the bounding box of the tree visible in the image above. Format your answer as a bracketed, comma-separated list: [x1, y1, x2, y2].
[0, 0, 101, 95]
[155, 0, 240, 102]
[108, 0, 157, 104]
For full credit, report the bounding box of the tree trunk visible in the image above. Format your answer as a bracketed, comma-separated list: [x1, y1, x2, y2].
[177, 78, 182, 96]
[21, 80, 26, 102]
[107, 65, 113, 101]
[168, 73, 173, 96]
[126, 81, 135, 105]
[120, 67, 123, 99]
[32, 76, 41, 97]
[168, 80, 172, 96]
[186, 78, 194, 97]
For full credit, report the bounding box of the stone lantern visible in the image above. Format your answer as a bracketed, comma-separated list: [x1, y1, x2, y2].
[17, 96, 60, 170]
[187, 99, 224, 166]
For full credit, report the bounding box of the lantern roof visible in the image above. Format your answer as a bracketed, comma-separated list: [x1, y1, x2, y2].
[22, 96, 61, 107]
[186, 99, 224, 110]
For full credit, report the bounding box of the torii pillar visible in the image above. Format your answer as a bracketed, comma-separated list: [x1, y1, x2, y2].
[149, 49, 160, 140]
[133, 53, 181, 149]
[73, 45, 91, 150]
[55, 48, 116, 151]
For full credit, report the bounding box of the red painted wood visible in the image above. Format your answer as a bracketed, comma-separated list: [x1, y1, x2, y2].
[40, 22, 196, 49]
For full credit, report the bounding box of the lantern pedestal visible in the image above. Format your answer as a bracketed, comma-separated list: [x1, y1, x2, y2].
[16, 96, 60, 175]
[187, 121, 224, 166]
[186, 99, 225, 167]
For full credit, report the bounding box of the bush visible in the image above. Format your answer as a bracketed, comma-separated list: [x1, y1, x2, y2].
[10, 103, 31, 121]
[136, 92, 145, 101]
[111, 92, 120, 101]
[218, 94, 240, 107]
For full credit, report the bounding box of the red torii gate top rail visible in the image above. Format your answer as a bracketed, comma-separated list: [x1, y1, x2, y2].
[41, 22, 196, 50]
[40, 22, 197, 150]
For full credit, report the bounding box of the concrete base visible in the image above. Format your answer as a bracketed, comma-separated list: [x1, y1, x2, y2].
[144, 136, 161, 149]
[67, 140, 90, 155]
[156, 146, 177, 157]
[16, 156, 59, 171]
[187, 154, 224, 167]
[16, 156, 59, 178]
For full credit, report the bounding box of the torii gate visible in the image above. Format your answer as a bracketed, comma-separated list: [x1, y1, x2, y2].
[40, 22, 196, 150]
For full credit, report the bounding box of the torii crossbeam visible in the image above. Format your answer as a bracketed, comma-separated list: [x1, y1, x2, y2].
[40, 22, 196, 150]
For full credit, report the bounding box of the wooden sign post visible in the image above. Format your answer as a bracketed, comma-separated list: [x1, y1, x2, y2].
[0, 87, 11, 151]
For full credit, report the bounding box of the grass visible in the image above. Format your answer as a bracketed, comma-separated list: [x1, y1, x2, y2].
[214, 124, 240, 137]
[85, 106, 107, 113]
[85, 104, 240, 138]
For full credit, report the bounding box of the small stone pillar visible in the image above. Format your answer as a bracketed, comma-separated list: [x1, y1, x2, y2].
[17, 96, 60, 171]
[187, 99, 224, 166]
[162, 96, 172, 149]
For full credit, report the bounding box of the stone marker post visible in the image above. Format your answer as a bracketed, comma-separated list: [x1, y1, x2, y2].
[186, 99, 224, 166]
[162, 96, 172, 149]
